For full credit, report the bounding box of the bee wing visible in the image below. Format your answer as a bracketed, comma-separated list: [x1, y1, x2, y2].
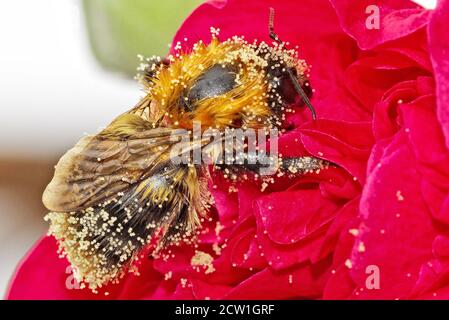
[43, 113, 217, 289]
[42, 114, 182, 212]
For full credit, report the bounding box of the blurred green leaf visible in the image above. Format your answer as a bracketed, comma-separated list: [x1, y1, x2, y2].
[82, 0, 203, 76]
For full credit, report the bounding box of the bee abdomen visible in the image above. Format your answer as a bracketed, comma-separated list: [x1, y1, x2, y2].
[45, 168, 196, 290]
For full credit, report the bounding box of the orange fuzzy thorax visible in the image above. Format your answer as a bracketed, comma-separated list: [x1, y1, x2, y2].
[137, 36, 309, 131]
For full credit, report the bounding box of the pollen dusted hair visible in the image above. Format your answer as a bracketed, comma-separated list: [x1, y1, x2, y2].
[136, 36, 310, 130]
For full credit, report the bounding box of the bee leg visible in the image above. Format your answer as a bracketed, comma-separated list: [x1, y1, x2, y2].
[253, 155, 330, 176]
[218, 155, 330, 177]
[280, 157, 330, 175]
[268, 8, 317, 120]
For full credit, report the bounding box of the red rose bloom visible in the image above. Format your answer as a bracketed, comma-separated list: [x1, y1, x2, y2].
[7, 0, 449, 300]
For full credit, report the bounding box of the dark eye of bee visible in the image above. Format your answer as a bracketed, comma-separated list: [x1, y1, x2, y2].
[266, 60, 312, 106]
[183, 64, 237, 111]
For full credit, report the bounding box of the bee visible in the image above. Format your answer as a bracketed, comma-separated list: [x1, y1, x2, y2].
[43, 8, 328, 290]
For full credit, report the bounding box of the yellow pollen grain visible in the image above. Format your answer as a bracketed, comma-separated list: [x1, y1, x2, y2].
[345, 259, 353, 269]
[191, 251, 215, 274]
[164, 271, 173, 280]
[215, 222, 224, 237]
[357, 242, 366, 253]
[212, 243, 222, 256]
[396, 190, 404, 201]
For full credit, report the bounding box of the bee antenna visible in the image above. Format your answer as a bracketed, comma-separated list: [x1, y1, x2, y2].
[286, 70, 316, 119]
[268, 7, 317, 120]
[268, 8, 278, 44]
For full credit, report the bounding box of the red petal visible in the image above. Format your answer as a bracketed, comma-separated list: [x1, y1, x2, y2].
[300, 119, 374, 183]
[330, 0, 431, 50]
[401, 95, 449, 225]
[348, 132, 438, 299]
[224, 263, 330, 299]
[256, 190, 338, 245]
[428, 0, 449, 150]
[7, 237, 120, 299]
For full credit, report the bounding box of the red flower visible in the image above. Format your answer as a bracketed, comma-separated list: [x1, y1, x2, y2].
[7, 0, 449, 299]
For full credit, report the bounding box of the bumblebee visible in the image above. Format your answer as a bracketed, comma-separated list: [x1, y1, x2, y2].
[43, 9, 328, 289]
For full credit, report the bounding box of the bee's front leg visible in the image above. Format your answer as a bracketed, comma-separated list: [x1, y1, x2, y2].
[215, 154, 330, 180]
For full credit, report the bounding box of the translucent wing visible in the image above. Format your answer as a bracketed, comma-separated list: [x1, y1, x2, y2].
[43, 114, 178, 212]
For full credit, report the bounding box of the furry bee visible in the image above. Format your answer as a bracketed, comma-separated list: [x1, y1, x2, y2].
[43, 9, 328, 289]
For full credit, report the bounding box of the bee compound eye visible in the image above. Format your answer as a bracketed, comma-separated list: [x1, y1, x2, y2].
[267, 64, 312, 106]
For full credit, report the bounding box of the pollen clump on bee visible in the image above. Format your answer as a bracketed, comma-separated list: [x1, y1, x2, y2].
[45, 206, 142, 290]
